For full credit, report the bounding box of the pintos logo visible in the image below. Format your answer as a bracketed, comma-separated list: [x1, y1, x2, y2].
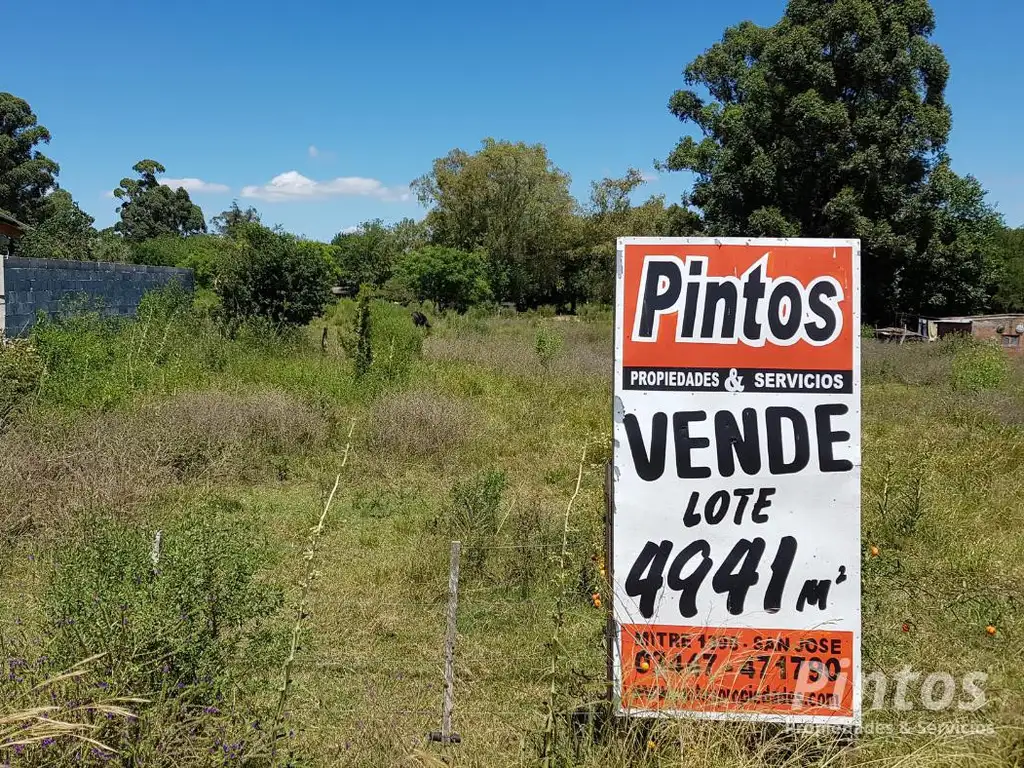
[632, 253, 845, 347]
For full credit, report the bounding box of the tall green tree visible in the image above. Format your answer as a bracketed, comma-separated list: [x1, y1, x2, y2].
[0, 93, 60, 224]
[211, 201, 261, 236]
[663, 0, 994, 320]
[113, 160, 206, 241]
[566, 170, 703, 305]
[329, 218, 427, 293]
[413, 138, 576, 307]
[388, 246, 491, 311]
[215, 222, 334, 328]
[331, 219, 401, 291]
[17, 189, 97, 260]
[990, 225, 1024, 312]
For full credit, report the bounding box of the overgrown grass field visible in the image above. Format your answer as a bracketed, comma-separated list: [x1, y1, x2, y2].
[1, 295, 1022, 766]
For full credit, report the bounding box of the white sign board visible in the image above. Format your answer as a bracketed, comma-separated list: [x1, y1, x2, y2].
[612, 237, 861, 724]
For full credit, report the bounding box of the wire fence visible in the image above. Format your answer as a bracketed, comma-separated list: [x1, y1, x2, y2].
[283, 539, 613, 756]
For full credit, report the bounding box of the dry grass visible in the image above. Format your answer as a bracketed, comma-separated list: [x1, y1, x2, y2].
[364, 390, 479, 461]
[424, 318, 610, 379]
[0, 388, 332, 542]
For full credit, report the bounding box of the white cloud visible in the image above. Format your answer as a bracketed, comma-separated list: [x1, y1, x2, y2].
[308, 145, 319, 158]
[641, 170, 659, 183]
[160, 177, 230, 194]
[240, 171, 411, 203]
[340, 225, 361, 235]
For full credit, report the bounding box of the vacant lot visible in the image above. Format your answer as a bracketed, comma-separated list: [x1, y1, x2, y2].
[1, 302, 1022, 767]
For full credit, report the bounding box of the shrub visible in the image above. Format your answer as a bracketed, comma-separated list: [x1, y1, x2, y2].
[16, 191, 96, 261]
[44, 500, 284, 699]
[0, 338, 43, 428]
[26, 284, 209, 411]
[130, 234, 230, 289]
[577, 303, 612, 323]
[338, 295, 423, 385]
[352, 285, 373, 379]
[216, 222, 335, 329]
[534, 304, 557, 318]
[29, 306, 123, 410]
[370, 298, 423, 384]
[443, 469, 507, 577]
[951, 340, 1010, 391]
[33, 501, 284, 763]
[535, 327, 564, 370]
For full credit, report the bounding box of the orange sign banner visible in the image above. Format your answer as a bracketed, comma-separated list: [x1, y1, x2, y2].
[620, 623, 855, 717]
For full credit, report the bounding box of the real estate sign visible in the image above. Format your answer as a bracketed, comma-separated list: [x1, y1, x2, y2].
[611, 237, 861, 724]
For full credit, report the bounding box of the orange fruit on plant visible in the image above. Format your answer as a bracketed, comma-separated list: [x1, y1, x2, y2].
[986, 625, 997, 636]
[870, 545, 880, 557]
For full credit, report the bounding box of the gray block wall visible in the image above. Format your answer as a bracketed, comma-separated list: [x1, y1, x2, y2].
[2, 257, 194, 337]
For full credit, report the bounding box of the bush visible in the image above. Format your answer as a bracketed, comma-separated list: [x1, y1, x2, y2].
[45, 500, 283, 700]
[33, 501, 284, 763]
[534, 304, 557, 318]
[577, 303, 613, 323]
[0, 338, 43, 428]
[216, 223, 335, 330]
[337, 295, 424, 386]
[439, 469, 507, 577]
[89, 228, 133, 263]
[130, 234, 230, 289]
[352, 285, 373, 379]
[951, 340, 1010, 391]
[28, 285, 206, 411]
[29, 306, 123, 410]
[370, 299, 424, 384]
[534, 327, 564, 370]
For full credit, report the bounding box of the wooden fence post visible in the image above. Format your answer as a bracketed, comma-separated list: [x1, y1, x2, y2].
[429, 540, 462, 745]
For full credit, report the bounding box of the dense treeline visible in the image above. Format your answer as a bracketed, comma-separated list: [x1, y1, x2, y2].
[2, 0, 1023, 324]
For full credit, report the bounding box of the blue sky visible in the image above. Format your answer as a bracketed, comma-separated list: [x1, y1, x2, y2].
[5, 0, 1022, 240]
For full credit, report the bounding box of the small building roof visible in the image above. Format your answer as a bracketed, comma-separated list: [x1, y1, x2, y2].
[0, 209, 31, 235]
[923, 314, 1024, 323]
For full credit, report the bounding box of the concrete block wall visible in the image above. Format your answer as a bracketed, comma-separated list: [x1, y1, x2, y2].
[1, 256, 194, 337]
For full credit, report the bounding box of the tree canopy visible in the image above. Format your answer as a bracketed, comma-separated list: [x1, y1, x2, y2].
[330, 218, 428, 293]
[211, 201, 261, 237]
[17, 190, 97, 260]
[215, 222, 335, 328]
[388, 245, 492, 311]
[0, 92, 60, 225]
[113, 160, 206, 241]
[990, 226, 1024, 312]
[413, 139, 577, 307]
[663, 0, 995, 320]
